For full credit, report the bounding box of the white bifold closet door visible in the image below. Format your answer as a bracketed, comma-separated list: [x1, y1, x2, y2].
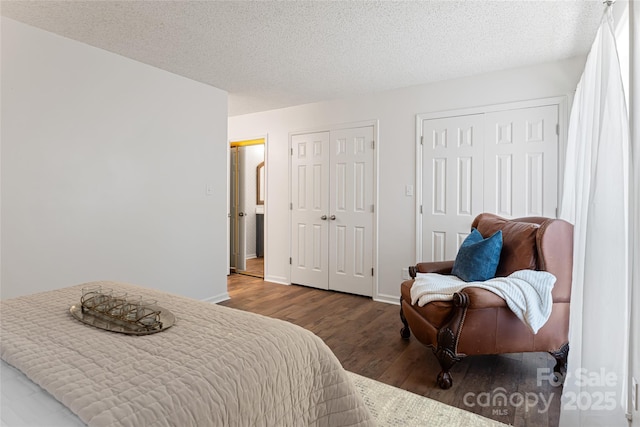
[291, 126, 374, 297]
[483, 106, 558, 219]
[422, 113, 485, 262]
[291, 131, 330, 290]
[421, 104, 559, 262]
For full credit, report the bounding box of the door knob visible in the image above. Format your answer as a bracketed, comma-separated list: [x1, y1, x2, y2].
[330, 215, 336, 220]
[239, 212, 246, 217]
[321, 215, 328, 220]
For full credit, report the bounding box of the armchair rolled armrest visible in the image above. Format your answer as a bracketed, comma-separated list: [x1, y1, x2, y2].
[410, 261, 455, 278]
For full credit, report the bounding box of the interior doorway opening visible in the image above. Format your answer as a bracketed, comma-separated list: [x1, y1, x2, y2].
[230, 138, 265, 278]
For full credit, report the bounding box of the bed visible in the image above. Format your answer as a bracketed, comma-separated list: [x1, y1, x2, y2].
[0, 281, 373, 426]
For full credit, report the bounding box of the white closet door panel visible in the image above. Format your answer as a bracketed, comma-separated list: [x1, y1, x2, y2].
[484, 105, 558, 218]
[329, 126, 374, 297]
[290, 132, 330, 289]
[422, 114, 485, 262]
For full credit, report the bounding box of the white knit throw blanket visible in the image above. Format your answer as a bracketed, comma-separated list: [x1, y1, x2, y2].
[410, 270, 556, 334]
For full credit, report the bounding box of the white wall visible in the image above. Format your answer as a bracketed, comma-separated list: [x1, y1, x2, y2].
[628, 0, 639, 422]
[229, 56, 586, 303]
[1, 17, 229, 302]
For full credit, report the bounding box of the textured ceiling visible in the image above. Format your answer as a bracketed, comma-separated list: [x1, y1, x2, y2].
[1, 0, 604, 116]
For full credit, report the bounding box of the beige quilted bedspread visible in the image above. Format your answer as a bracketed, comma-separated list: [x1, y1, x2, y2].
[0, 282, 374, 426]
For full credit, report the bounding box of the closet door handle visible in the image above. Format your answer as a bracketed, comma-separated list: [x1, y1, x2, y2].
[330, 215, 336, 220]
[321, 215, 328, 220]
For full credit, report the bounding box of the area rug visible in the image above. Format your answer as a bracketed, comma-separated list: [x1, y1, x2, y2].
[347, 372, 505, 426]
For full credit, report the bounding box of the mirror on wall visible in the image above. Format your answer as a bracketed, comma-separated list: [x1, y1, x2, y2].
[229, 139, 265, 278]
[257, 161, 265, 206]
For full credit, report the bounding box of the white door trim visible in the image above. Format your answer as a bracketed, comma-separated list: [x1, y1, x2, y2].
[289, 119, 379, 298]
[414, 95, 568, 263]
[227, 134, 269, 278]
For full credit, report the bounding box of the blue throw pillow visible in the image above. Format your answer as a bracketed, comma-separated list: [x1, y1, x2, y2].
[451, 228, 503, 282]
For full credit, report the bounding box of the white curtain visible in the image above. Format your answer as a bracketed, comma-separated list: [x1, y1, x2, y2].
[559, 6, 631, 427]
[631, 0, 640, 422]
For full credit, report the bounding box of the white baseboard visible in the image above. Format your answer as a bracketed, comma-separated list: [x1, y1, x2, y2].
[373, 293, 400, 305]
[264, 275, 289, 285]
[203, 292, 230, 304]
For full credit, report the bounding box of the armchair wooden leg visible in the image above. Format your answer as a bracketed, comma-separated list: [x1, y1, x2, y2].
[399, 298, 411, 340]
[433, 292, 469, 389]
[433, 332, 461, 389]
[549, 342, 569, 383]
[434, 346, 460, 390]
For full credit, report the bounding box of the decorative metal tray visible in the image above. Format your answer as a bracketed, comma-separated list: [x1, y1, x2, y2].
[69, 286, 175, 335]
[70, 304, 175, 335]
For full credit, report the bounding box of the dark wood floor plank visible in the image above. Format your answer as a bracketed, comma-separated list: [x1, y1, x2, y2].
[220, 274, 559, 427]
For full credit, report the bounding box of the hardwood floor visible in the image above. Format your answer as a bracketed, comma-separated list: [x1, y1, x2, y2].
[243, 257, 264, 277]
[220, 274, 562, 427]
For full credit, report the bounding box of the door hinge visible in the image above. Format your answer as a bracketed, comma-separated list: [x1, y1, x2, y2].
[290, 202, 293, 210]
[420, 136, 424, 145]
[371, 268, 374, 276]
[371, 140, 375, 149]
[291, 148, 293, 155]
[370, 205, 374, 213]
[289, 257, 292, 265]
[420, 205, 423, 214]
[556, 123, 559, 136]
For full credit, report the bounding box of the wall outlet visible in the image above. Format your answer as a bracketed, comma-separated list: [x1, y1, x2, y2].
[401, 267, 410, 280]
[633, 377, 638, 411]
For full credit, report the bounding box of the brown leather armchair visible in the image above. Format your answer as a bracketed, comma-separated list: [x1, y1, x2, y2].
[400, 213, 573, 389]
